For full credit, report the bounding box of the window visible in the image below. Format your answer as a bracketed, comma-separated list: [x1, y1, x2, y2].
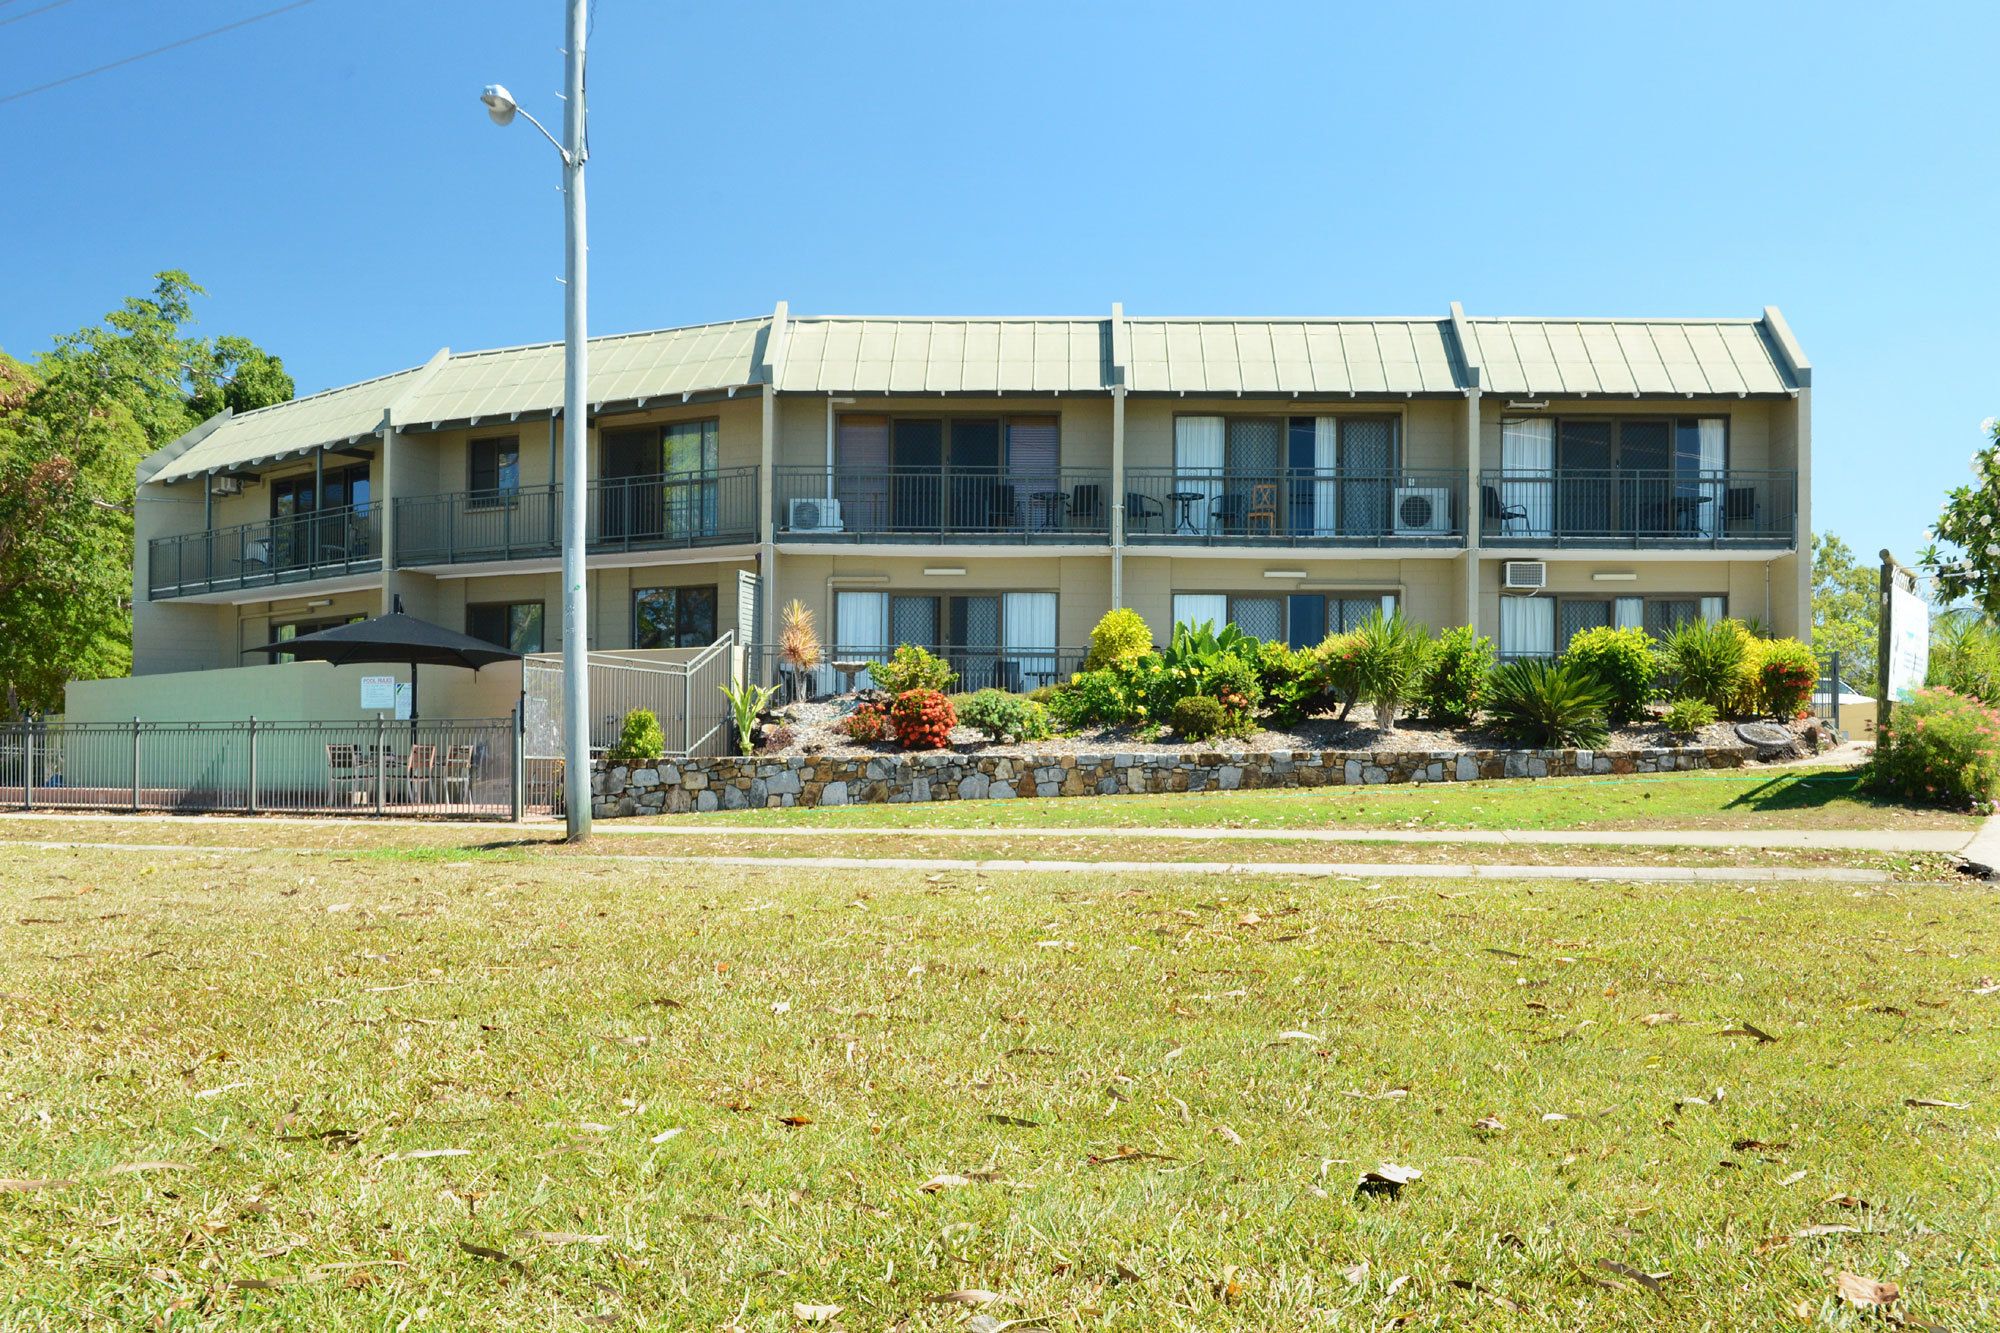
[832, 590, 1059, 691]
[270, 612, 366, 664]
[469, 437, 521, 505]
[267, 464, 371, 567]
[1500, 594, 1725, 657]
[1172, 592, 1395, 646]
[633, 585, 717, 649]
[832, 414, 1062, 532]
[1164, 414, 1399, 537]
[1499, 416, 1729, 538]
[467, 601, 545, 653]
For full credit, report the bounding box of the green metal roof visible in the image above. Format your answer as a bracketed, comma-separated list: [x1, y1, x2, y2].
[1462, 318, 1800, 397]
[774, 318, 1110, 394]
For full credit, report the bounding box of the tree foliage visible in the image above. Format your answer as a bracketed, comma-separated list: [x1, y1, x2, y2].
[1811, 532, 1877, 692]
[0, 272, 293, 713]
[1919, 417, 2000, 618]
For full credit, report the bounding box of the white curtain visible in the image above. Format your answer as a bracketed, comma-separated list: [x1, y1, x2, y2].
[1700, 595, 1727, 624]
[1499, 596, 1555, 659]
[1313, 416, 1341, 536]
[1500, 418, 1554, 538]
[1173, 594, 1229, 634]
[1614, 596, 1644, 630]
[1695, 417, 1726, 538]
[835, 591, 888, 690]
[1002, 592, 1059, 690]
[1174, 416, 1224, 536]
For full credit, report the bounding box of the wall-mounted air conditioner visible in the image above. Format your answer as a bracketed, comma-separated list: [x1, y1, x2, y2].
[209, 475, 244, 497]
[788, 497, 843, 533]
[1502, 560, 1547, 590]
[1392, 486, 1452, 536]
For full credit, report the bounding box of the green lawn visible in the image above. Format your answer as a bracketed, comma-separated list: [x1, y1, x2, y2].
[632, 766, 1978, 834]
[2, 841, 1995, 1329]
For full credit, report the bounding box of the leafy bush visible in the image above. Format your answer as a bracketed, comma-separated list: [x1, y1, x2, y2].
[1560, 625, 1658, 725]
[1260, 642, 1334, 725]
[957, 689, 1053, 743]
[869, 644, 957, 695]
[1026, 683, 1061, 709]
[1483, 659, 1613, 748]
[838, 701, 889, 742]
[1754, 637, 1819, 718]
[1136, 620, 1265, 719]
[1083, 607, 1153, 672]
[1319, 630, 1365, 720]
[1661, 617, 1750, 712]
[1419, 625, 1496, 725]
[607, 708, 667, 762]
[1661, 697, 1718, 735]
[888, 688, 957, 750]
[1870, 687, 2000, 809]
[1347, 611, 1430, 731]
[756, 724, 794, 754]
[1048, 669, 1138, 730]
[1927, 611, 2000, 705]
[1169, 694, 1231, 742]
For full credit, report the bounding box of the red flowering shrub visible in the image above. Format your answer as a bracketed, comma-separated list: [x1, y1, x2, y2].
[839, 701, 889, 742]
[889, 688, 957, 750]
[1759, 658, 1818, 718]
[1870, 687, 2000, 809]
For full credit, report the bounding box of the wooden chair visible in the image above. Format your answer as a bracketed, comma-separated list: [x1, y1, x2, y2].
[442, 744, 476, 803]
[404, 744, 438, 803]
[1245, 481, 1279, 536]
[326, 743, 366, 806]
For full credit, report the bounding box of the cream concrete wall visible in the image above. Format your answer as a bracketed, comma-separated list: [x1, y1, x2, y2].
[1122, 397, 1459, 472]
[773, 397, 1115, 474]
[66, 656, 523, 725]
[416, 559, 753, 653]
[1476, 556, 1794, 636]
[771, 552, 1110, 649]
[1122, 555, 1460, 636]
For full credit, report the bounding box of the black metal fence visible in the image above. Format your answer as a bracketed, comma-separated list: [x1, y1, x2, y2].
[149, 504, 383, 599]
[1478, 469, 1796, 547]
[773, 467, 1113, 542]
[0, 716, 522, 819]
[1123, 469, 1465, 545]
[394, 467, 760, 567]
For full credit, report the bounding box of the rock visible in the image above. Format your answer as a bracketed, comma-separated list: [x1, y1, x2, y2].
[695, 789, 717, 812]
[821, 780, 848, 806]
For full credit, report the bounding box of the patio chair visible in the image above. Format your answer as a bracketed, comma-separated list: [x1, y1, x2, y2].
[405, 744, 438, 803]
[1245, 482, 1279, 536]
[442, 744, 476, 804]
[1124, 492, 1164, 534]
[1481, 485, 1530, 535]
[1210, 492, 1247, 534]
[1724, 486, 1758, 531]
[1070, 483, 1104, 528]
[326, 743, 367, 806]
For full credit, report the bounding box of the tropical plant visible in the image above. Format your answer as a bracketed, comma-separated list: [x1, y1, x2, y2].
[1482, 659, 1613, 748]
[838, 700, 889, 742]
[1082, 607, 1153, 671]
[1418, 625, 1496, 725]
[1347, 610, 1429, 731]
[1133, 620, 1265, 719]
[1918, 416, 2000, 618]
[1319, 630, 1365, 720]
[1660, 617, 1750, 711]
[1559, 625, 1658, 725]
[888, 688, 957, 750]
[1926, 608, 2000, 706]
[720, 679, 779, 756]
[1169, 694, 1231, 743]
[1048, 669, 1138, 730]
[869, 643, 957, 695]
[1869, 686, 2000, 809]
[1661, 696, 1718, 736]
[957, 689, 1053, 743]
[1259, 642, 1334, 725]
[1753, 637, 1819, 718]
[778, 600, 822, 699]
[607, 708, 666, 762]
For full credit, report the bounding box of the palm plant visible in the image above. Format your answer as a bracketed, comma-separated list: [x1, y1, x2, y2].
[1483, 659, 1613, 748]
[1348, 610, 1430, 731]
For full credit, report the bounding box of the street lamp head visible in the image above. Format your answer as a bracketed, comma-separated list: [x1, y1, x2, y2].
[479, 84, 519, 127]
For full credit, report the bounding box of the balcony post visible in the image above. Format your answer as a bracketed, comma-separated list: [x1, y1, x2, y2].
[1460, 387, 1482, 635]
[1110, 384, 1126, 608]
[379, 416, 399, 611]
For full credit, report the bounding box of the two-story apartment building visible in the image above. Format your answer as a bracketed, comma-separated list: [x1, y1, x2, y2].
[128, 302, 1810, 698]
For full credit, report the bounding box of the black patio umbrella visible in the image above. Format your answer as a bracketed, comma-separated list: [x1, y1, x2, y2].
[245, 612, 522, 720]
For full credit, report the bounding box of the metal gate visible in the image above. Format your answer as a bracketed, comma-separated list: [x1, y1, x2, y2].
[523, 632, 738, 781]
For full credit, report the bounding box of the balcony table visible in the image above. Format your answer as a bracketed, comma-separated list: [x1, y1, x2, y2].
[1166, 490, 1207, 535]
[1029, 491, 1071, 531]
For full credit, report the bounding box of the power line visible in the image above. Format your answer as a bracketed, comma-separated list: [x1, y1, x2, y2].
[0, 0, 317, 108]
[0, 0, 78, 28]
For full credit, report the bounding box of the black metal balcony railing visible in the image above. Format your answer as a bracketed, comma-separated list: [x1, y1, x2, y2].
[394, 466, 760, 567]
[752, 644, 1087, 700]
[1123, 469, 1466, 546]
[1478, 469, 1797, 547]
[149, 504, 382, 600]
[773, 467, 1113, 542]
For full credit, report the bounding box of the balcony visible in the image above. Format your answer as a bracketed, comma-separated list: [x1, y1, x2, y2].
[773, 467, 1112, 544]
[1478, 470, 1796, 548]
[754, 644, 1087, 697]
[1123, 469, 1466, 547]
[149, 505, 382, 600]
[394, 467, 760, 568]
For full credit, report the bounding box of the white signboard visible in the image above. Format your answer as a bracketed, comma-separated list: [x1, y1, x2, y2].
[394, 682, 414, 721]
[360, 675, 397, 711]
[1884, 582, 1931, 702]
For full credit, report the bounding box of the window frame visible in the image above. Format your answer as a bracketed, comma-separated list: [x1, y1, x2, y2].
[466, 600, 545, 654]
[468, 435, 523, 510]
[631, 584, 719, 650]
[1171, 590, 1398, 645]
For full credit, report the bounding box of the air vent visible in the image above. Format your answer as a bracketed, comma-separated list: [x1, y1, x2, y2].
[1502, 560, 1547, 590]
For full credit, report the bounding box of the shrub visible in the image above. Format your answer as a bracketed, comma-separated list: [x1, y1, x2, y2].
[1419, 625, 1497, 725]
[838, 701, 889, 742]
[1083, 607, 1153, 672]
[1661, 617, 1749, 712]
[1169, 694, 1231, 742]
[1048, 669, 1138, 730]
[958, 689, 1053, 743]
[778, 599, 823, 691]
[1260, 643, 1333, 726]
[1136, 620, 1265, 720]
[1483, 659, 1613, 748]
[1754, 637, 1819, 718]
[1560, 625, 1658, 725]
[870, 644, 957, 695]
[720, 679, 779, 756]
[606, 708, 667, 762]
[1661, 697, 1718, 736]
[1320, 630, 1365, 719]
[1927, 611, 2000, 705]
[1348, 611, 1430, 731]
[1870, 687, 2000, 809]
[888, 688, 957, 750]
[1026, 683, 1061, 709]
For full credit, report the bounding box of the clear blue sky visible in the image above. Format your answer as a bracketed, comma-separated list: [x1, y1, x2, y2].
[2, 0, 1993, 557]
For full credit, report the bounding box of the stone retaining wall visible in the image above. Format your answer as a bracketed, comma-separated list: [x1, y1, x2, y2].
[591, 744, 1745, 816]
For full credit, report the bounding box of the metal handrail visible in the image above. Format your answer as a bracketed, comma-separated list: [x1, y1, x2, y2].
[773, 465, 1113, 540]
[1478, 468, 1796, 545]
[1123, 467, 1464, 544]
[148, 503, 381, 598]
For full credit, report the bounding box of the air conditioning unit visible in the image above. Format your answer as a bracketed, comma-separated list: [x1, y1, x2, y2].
[209, 475, 244, 497]
[787, 497, 843, 533]
[1502, 560, 1548, 590]
[1392, 486, 1452, 536]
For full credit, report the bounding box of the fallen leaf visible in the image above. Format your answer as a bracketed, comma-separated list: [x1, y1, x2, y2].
[456, 1239, 521, 1270]
[1342, 1259, 1370, 1285]
[0, 1178, 74, 1193]
[1088, 1146, 1177, 1166]
[1473, 1116, 1506, 1132]
[986, 1113, 1040, 1128]
[105, 1161, 191, 1176]
[524, 1230, 609, 1245]
[1903, 1097, 1970, 1110]
[793, 1303, 843, 1324]
[775, 1114, 814, 1128]
[1826, 1193, 1871, 1210]
[1212, 1124, 1244, 1146]
[1541, 1112, 1571, 1122]
[1269, 1029, 1323, 1044]
[1448, 1278, 1523, 1312]
[929, 1289, 1003, 1306]
[1834, 1271, 1898, 1307]
[1797, 1223, 1863, 1238]
[1595, 1259, 1667, 1294]
[1717, 1022, 1776, 1043]
[388, 1149, 469, 1161]
[1636, 1011, 1681, 1026]
[1779, 1170, 1808, 1187]
[1358, 1163, 1421, 1196]
[649, 1128, 683, 1145]
[1215, 1264, 1244, 1301]
[920, 1173, 971, 1193]
[1731, 1138, 1792, 1151]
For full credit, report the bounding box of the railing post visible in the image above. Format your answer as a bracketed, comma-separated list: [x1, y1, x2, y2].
[22, 722, 34, 811]
[246, 715, 259, 814]
[1829, 650, 1841, 732]
[510, 703, 525, 822]
[374, 713, 386, 815]
[131, 716, 141, 812]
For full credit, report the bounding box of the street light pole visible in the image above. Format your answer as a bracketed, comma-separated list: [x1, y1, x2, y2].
[481, 0, 592, 840]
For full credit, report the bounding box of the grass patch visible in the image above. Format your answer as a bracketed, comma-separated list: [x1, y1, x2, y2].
[626, 767, 1977, 834]
[1, 843, 1995, 1328]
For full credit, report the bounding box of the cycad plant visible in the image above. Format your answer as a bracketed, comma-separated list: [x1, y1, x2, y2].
[1483, 659, 1613, 748]
[1348, 610, 1430, 730]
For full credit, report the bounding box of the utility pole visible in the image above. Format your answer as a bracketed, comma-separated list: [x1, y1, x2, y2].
[559, 0, 592, 840]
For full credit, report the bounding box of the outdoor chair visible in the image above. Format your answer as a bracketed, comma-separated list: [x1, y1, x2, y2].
[405, 744, 438, 803]
[1245, 482, 1279, 536]
[325, 743, 367, 806]
[1124, 492, 1164, 533]
[1070, 483, 1104, 528]
[1724, 486, 1758, 530]
[1481, 485, 1530, 535]
[442, 744, 476, 803]
[1210, 492, 1247, 534]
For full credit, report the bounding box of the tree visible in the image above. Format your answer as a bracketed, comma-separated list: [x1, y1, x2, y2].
[1812, 532, 1878, 692]
[1919, 416, 2000, 616]
[0, 273, 293, 713]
